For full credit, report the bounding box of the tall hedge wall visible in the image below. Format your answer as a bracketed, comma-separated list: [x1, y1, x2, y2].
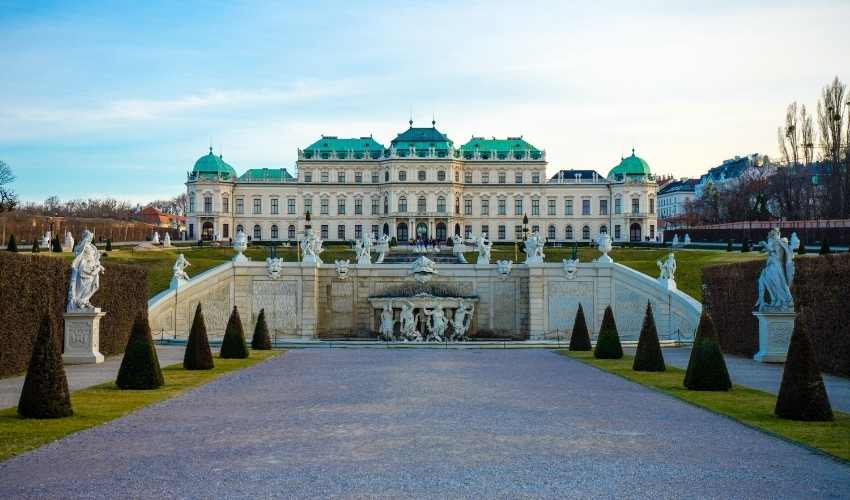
[0, 252, 148, 378]
[702, 253, 850, 377]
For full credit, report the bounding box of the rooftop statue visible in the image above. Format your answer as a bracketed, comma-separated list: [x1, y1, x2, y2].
[755, 228, 795, 312]
[67, 230, 105, 312]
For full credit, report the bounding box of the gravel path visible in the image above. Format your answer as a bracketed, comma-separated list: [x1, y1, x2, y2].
[1, 349, 848, 499]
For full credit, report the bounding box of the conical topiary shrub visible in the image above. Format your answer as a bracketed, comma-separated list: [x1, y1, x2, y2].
[726, 239, 733, 252]
[31, 239, 40, 253]
[797, 240, 807, 255]
[18, 315, 73, 418]
[51, 237, 62, 253]
[633, 301, 665, 372]
[684, 311, 732, 391]
[220, 306, 249, 359]
[251, 308, 272, 350]
[116, 313, 164, 389]
[106, 238, 112, 251]
[568, 303, 591, 351]
[7, 234, 17, 252]
[183, 303, 214, 370]
[775, 316, 833, 421]
[593, 306, 623, 359]
[819, 239, 831, 255]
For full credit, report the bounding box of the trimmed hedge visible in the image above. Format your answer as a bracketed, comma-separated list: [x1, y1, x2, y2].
[702, 253, 850, 377]
[0, 252, 148, 378]
[184, 304, 214, 370]
[684, 311, 732, 391]
[116, 313, 164, 390]
[568, 303, 592, 351]
[633, 302, 665, 372]
[251, 309, 272, 350]
[593, 306, 623, 359]
[17, 315, 73, 419]
[775, 311, 833, 421]
[220, 306, 249, 359]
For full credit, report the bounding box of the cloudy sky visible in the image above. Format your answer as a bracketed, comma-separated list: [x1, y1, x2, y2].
[1, 0, 848, 203]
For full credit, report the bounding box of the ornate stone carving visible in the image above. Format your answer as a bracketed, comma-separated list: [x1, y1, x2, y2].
[562, 258, 578, 279]
[424, 306, 449, 342]
[375, 234, 390, 263]
[252, 281, 296, 333]
[300, 228, 324, 264]
[399, 301, 421, 341]
[471, 232, 492, 264]
[755, 228, 794, 312]
[409, 256, 438, 283]
[170, 253, 191, 289]
[452, 234, 467, 263]
[547, 282, 594, 332]
[596, 232, 613, 263]
[266, 257, 284, 279]
[450, 302, 475, 341]
[67, 230, 105, 312]
[497, 259, 513, 278]
[63, 309, 106, 364]
[233, 230, 249, 263]
[379, 303, 395, 341]
[335, 259, 350, 279]
[523, 231, 546, 265]
[163, 232, 172, 247]
[355, 234, 373, 265]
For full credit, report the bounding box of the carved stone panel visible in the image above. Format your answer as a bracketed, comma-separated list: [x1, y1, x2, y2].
[614, 285, 650, 340]
[547, 281, 595, 333]
[330, 281, 355, 330]
[493, 281, 517, 332]
[187, 281, 232, 334]
[252, 281, 297, 334]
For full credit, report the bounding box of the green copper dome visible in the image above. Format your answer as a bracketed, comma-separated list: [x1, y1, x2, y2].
[608, 149, 651, 180]
[193, 148, 237, 179]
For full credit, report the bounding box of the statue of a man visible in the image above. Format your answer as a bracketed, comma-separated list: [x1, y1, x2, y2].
[399, 302, 421, 341]
[656, 252, 676, 281]
[755, 228, 795, 312]
[424, 306, 448, 342]
[301, 228, 324, 264]
[524, 231, 546, 264]
[173, 253, 191, 282]
[473, 232, 492, 264]
[450, 302, 475, 341]
[356, 235, 373, 265]
[67, 230, 105, 312]
[379, 303, 395, 341]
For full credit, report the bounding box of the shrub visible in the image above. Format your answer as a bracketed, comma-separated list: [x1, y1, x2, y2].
[633, 301, 666, 372]
[51, 237, 62, 252]
[726, 239, 733, 252]
[741, 239, 751, 252]
[31, 239, 40, 253]
[17, 315, 73, 419]
[775, 314, 833, 421]
[819, 238, 831, 255]
[7, 234, 17, 252]
[183, 303, 214, 370]
[593, 306, 623, 359]
[251, 308, 272, 350]
[106, 239, 112, 251]
[220, 306, 249, 359]
[568, 303, 591, 351]
[116, 313, 164, 390]
[684, 311, 731, 391]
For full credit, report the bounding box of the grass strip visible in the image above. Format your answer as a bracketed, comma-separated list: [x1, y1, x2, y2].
[557, 350, 850, 462]
[0, 350, 280, 462]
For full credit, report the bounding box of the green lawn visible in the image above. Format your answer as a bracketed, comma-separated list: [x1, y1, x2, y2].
[559, 350, 850, 462]
[0, 350, 280, 462]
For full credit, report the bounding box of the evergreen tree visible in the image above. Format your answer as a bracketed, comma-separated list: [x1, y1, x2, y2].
[819, 238, 831, 255]
[116, 313, 164, 389]
[51, 237, 62, 253]
[593, 306, 623, 359]
[220, 306, 249, 359]
[183, 303, 214, 370]
[17, 315, 73, 418]
[726, 239, 733, 252]
[568, 303, 592, 351]
[775, 317, 833, 421]
[633, 301, 666, 371]
[251, 308, 273, 350]
[7, 234, 17, 252]
[106, 238, 113, 251]
[741, 239, 751, 252]
[31, 239, 40, 253]
[684, 311, 732, 391]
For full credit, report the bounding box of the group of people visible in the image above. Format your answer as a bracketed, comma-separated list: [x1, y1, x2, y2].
[413, 237, 441, 253]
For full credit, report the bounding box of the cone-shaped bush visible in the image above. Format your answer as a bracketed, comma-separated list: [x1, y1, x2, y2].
[593, 306, 623, 359]
[220, 306, 249, 359]
[684, 311, 732, 391]
[726, 239, 733, 252]
[116, 313, 164, 389]
[633, 301, 666, 371]
[775, 317, 833, 421]
[31, 239, 41, 253]
[568, 303, 591, 351]
[797, 240, 807, 255]
[183, 303, 214, 370]
[251, 308, 272, 350]
[106, 238, 113, 251]
[18, 316, 73, 418]
[7, 234, 17, 252]
[51, 237, 62, 252]
[819, 239, 831, 255]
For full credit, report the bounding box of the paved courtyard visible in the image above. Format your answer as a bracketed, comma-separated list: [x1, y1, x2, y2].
[1, 349, 848, 498]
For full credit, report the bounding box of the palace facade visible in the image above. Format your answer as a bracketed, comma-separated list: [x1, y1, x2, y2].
[186, 121, 658, 244]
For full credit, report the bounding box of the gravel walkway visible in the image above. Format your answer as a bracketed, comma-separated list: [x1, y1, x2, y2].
[1, 349, 848, 498]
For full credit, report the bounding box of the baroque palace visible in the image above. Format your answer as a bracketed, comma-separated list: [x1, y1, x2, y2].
[186, 121, 658, 244]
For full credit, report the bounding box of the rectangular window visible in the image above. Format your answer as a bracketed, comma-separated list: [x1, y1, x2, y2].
[399, 170, 407, 181]
[354, 225, 362, 239]
[650, 198, 655, 214]
[581, 199, 590, 216]
[320, 198, 329, 215]
[337, 172, 345, 183]
[223, 198, 229, 213]
[355, 172, 362, 183]
[337, 225, 345, 240]
[253, 198, 262, 214]
[481, 173, 489, 184]
[514, 225, 523, 239]
[223, 223, 229, 238]
[464, 172, 472, 183]
[371, 198, 379, 215]
[532, 225, 539, 234]
[288, 198, 296, 215]
[599, 199, 608, 216]
[188, 223, 194, 239]
[498, 225, 506, 240]
[189, 196, 195, 213]
[321, 172, 329, 183]
[615, 198, 622, 214]
[481, 199, 489, 216]
[532, 172, 540, 184]
[455, 171, 459, 182]
[464, 199, 472, 216]
[371, 172, 379, 183]
[304, 198, 312, 215]
[204, 196, 212, 213]
[337, 198, 346, 215]
[514, 198, 523, 216]
[270, 198, 279, 215]
[564, 199, 573, 216]
[614, 225, 621, 240]
[371, 225, 379, 238]
[304, 172, 313, 182]
[547, 199, 556, 216]
[320, 225, 328, 239]
[499, 172, 506, 184]
[531, 199, 540, 216]
[632, 198, 640, 214]
[650, 225, 656, 239]
[498, 199, 506, 216]
[515, 173, 522, 184]
[464, 225, 472, 239]
[354, 199, 363, 215]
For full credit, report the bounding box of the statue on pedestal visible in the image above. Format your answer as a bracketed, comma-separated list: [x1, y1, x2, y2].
[41, 231, 51, 250]
[596, 232, 613, 263]
[63, 231, 75, 252]
[451, 233, 467, 263]
[375, 234, 390, 263]
[171, 254, 191, 288]
[67, 230, 105, 312]
[472, 232, 492, 264]
[163, 232, 172, 248]
[379, 303, 395, 341]
[657, 252, 676, 281]
[755, 228, 794, 312]
[233, 230, 249, 262]
[152, 231, 161, 245]
[300, 228, 324, 264]
[355, 235, 373, 265]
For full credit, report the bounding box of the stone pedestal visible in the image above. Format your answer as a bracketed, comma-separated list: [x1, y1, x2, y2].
[753, 310, 796, 363]
[63, 309, 106, 364]
[658, 278, 677, 291]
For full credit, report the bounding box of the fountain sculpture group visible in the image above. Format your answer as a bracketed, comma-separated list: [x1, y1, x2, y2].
[377, 299, 476, 342]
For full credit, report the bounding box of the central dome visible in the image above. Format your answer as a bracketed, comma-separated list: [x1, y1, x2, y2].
[193, 148, 237, 179]
[608, 150, 651, 180]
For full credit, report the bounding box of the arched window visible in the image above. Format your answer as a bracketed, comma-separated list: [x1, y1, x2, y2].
[253, 224, 262, 240]
[437, 196, 446, 213]
[417, 196, 427, 213]
[418, 170, 426, 181]
[397, 222, 408, 241]
[600, 225, 608, 234]
[384, 196, 389, 214]
[271, 225, 279, 239]
[565, 225, 573, 240]
[548, 225, 556, 240]
[582, 225, 590, 240]
[455, 197, 460, 214]
[236, 224, 244, 235]
[288, 225, 296, 239]
[437, 170, 446, 181]
[398, 196, 407, 213]
[384, 171, 390, 182]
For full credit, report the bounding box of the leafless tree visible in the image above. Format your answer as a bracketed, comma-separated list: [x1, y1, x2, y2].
[0, 160, 18, 212]
[817, 77, 847, 216]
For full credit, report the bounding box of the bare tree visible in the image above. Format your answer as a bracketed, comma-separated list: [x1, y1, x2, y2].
[0, 160, 18, 212]
[817, 77, 847, 216]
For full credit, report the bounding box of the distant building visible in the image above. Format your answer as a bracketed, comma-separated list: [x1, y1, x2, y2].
[694, 154, 765, 197]
[657, 178, 698, 220]
[139, 206, 187, 231]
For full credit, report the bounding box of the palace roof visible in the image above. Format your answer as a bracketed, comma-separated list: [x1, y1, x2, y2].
[238, 168, 295, 182]
[390, 122, 453, 150]
[607, 150, 652, 180]
[459, 136, 541, 160]
[192, 148, 237, 180]
[658, 178, 698, 195]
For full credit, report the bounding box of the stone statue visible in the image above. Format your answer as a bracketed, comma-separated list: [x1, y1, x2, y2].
[355, 235, 373, 265]
[63, 231, 75, 252]
[410, 256, 438, 283]
[267, 257, 284, 279]
[163, 232, 172, 248]
[424, 306, 448, 342]
[472, 232, 492, 264]
[301, 228, 324, 264]
[170, 253, 191, 288]
[524, 231, 546, 265]
[497, 259, 513, 278]
[683, 234, 691, 246]
[452, 234, 467, 263]
[335, 259, 350, 279]
[789, 232, 800, 253]
[755, 228, 795, 312]
[563, 258, 579, 279]
[596, 232, 613, 263]
[41, 231, 51, 249]
[450, 302, 475, 341]
[399, 301, 421, 341]
[657, 252, 676, 281]
[672, 234, 680, 247]
[379, 303, 395, 341]
[233, 230, 249, 262]
[375, 234, 390, 263]
[152, 231, 161, 245]
[67, 230, 105, 312]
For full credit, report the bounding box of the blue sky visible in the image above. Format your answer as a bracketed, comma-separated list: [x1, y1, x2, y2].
[1, 0, 848, 203]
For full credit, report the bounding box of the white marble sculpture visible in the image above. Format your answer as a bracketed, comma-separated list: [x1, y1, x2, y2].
[472, 232, 492, 265]
[563, 258, 579, 279]
[657, 252, 676, 281]
[301, 228, 324, 264]
[266, 257, 284, 279]
[355, 235, 373, 265]
[399, 302, 421, 341]
[451, 234, 467, 263]
[152, 231, 161, 245]
[424, 306, 448, 342]
[379, 303, 396, 341]
[170, 253, 191, 288]
[755, 228, 794, 312]
[233, 229, 249, 263]
[524, 231, 546, 265]
[683, 233, 691, 246]
[163, 232, 172, 248]
[335, 259, 350, 279]
[375, 234, 390, 263]
[789, 232, 800, 253]
[450, 302, 474, 341]
[410, 256, 438, 283]
[41, 231, 51, 249]
[596, 232, 613, 263]
[671, 234, 680, 247]
[67, 230, 105, 312]
[63, 231, 75, 252]
[497, 259, 513, 278]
